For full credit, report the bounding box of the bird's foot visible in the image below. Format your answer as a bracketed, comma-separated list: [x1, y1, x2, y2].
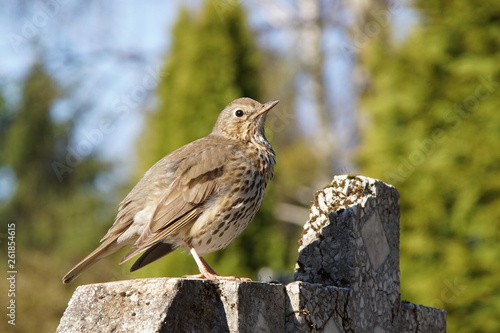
[183, 241, 252, 281]
[183, 273, 252, 282]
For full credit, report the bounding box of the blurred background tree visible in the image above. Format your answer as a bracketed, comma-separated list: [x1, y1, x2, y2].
[356, 0, 500, 332]
[0, 64, 115, 332]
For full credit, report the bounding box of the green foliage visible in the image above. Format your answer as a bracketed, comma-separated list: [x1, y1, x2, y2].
[356, 1, 500, 331]
[132, 0, 291, 280]
[0, 64, 114, 333]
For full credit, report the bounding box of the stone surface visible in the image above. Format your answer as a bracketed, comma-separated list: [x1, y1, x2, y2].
[295, 175, 400, 287]
[57, 278, 285, 333]
[285, 281, 350, 332]
[57, 175, 446, 333]
[293, 175, 445, 332]
[398, 302, 447, 333]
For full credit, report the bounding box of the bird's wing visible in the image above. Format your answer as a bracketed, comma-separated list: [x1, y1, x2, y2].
[120, 141, 231, 263]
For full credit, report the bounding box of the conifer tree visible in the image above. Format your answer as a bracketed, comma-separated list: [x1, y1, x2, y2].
[2, 64, 63, 247]
[0, 64, 112, 332]
[356, 1, 500, 331]
[2, 64, 108, 247]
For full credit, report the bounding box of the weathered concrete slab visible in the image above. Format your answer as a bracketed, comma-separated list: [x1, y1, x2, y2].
[57, 278, 285, 333]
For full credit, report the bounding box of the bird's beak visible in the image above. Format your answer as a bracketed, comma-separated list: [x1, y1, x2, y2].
[256, 100, 279, 116]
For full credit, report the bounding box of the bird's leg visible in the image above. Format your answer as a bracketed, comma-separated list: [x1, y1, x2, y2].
[183, 241, 251, 281]
[183, 241, 220, 279]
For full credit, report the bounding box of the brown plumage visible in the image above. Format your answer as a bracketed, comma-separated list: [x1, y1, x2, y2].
[62, 97, 278, 284]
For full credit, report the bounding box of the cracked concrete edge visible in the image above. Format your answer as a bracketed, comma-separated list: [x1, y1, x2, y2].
[298, 175, 398, 253]
[294, 176, 400, 291]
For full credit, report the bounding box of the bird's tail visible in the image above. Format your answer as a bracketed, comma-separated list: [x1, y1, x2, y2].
[62, 239, 126, 284]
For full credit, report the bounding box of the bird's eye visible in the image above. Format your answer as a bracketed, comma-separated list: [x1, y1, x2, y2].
[234, 109, 244, 117]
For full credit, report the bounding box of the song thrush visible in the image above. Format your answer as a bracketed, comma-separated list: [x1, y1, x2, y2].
[62, 97, 278, 284]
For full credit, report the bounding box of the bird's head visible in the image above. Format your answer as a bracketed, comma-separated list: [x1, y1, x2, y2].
[212, 97, 279, 144]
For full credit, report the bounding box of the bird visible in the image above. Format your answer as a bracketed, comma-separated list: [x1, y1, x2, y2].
[62, 97, 279, 284]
